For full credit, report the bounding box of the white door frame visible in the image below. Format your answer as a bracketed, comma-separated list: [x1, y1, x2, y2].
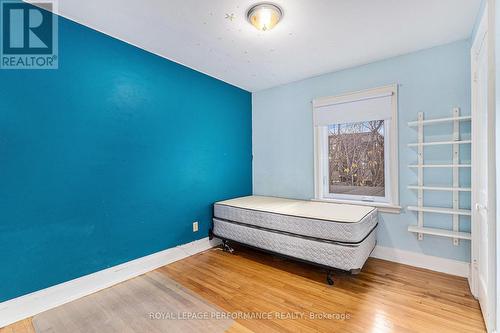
[470, 0, 487, 298]
[470, 2, 497, 332]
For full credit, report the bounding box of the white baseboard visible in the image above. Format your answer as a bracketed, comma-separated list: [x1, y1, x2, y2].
[370, 245, 470, 278]
[0, 237, 221, 328]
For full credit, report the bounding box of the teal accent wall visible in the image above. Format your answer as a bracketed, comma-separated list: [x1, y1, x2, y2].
[0, 11, 252, 301]
[252, 40, 471, 262]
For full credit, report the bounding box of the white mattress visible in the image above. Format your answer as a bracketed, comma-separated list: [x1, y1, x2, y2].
[214, 196, 377, 243]
[216, 196, 374, 222]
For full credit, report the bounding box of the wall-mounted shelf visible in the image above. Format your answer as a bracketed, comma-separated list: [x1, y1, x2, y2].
[408, 164, 471, 168]
[408, 140, 471, 147]
[407, 206, 472, 216]
[408, 185, 471, 192]
[408, 115, 471, 127]
[407, 226, 471, 240]
[407, 108, 472, 246]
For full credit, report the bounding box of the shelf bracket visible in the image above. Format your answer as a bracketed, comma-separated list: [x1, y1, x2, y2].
[417, 112, 424, 241]
[452, 108, 460, 246]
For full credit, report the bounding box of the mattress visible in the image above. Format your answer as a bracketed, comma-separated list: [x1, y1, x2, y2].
[212, 218, 376, 271]
[214, 196, 377, 243]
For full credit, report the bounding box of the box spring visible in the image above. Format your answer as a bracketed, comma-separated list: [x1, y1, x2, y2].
[212, 218, 376, 271]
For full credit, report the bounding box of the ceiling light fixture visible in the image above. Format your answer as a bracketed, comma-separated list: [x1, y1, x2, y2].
[247, 3, 283, 32]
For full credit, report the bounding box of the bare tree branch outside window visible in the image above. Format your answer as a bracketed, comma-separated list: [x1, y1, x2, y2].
[328, 120, 385, 197]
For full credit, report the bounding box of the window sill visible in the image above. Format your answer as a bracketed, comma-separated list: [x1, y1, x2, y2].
[311, 198, 401, 214]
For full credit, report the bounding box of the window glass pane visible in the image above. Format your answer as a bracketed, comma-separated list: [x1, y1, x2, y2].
[328, 120, 385, 197]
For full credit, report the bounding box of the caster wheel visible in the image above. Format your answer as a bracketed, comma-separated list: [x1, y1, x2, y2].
[327, 277, 334, 286]
[326, 270, 334, 285]
[221, 240, 235, 254]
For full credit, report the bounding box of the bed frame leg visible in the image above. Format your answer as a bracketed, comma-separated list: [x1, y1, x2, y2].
[350, 268, 361, 275]
[221, 240, 234, 254]
[326, 270, 334, 286]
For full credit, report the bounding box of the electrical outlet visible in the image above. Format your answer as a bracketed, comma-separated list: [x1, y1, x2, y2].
[192, 221, 199, 232]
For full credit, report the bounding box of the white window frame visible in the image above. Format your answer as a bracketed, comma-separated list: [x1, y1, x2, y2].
[313, 84, 400, 213]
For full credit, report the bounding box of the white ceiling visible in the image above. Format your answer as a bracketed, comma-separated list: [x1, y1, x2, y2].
[44, 0, 481, 91]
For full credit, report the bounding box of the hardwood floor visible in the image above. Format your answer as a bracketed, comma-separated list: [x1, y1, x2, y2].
[2, 244, 485, 333]
[30, 271, 234, 333]
[161, 244, 485, 333]
[0, 319, 34, 333]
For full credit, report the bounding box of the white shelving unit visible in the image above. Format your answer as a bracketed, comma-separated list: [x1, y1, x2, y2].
[407, 185, 471, 192]
[407, 226, 472, 240]
[407, 140, 471, 147]
[408, 164, 471, 168]
[407, 206, 472, 216]
[407, 108, 472, 245]
[408, 115, 471, 127]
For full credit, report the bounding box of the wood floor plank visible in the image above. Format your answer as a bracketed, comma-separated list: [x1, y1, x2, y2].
[0, 319, 35, 333]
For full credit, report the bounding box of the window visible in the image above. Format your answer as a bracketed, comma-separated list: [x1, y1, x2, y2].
[327, 120, 385, 197]
[313, 85, 399, 208]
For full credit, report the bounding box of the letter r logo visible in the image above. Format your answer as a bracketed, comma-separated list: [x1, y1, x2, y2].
[2, 2, 53, 54]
